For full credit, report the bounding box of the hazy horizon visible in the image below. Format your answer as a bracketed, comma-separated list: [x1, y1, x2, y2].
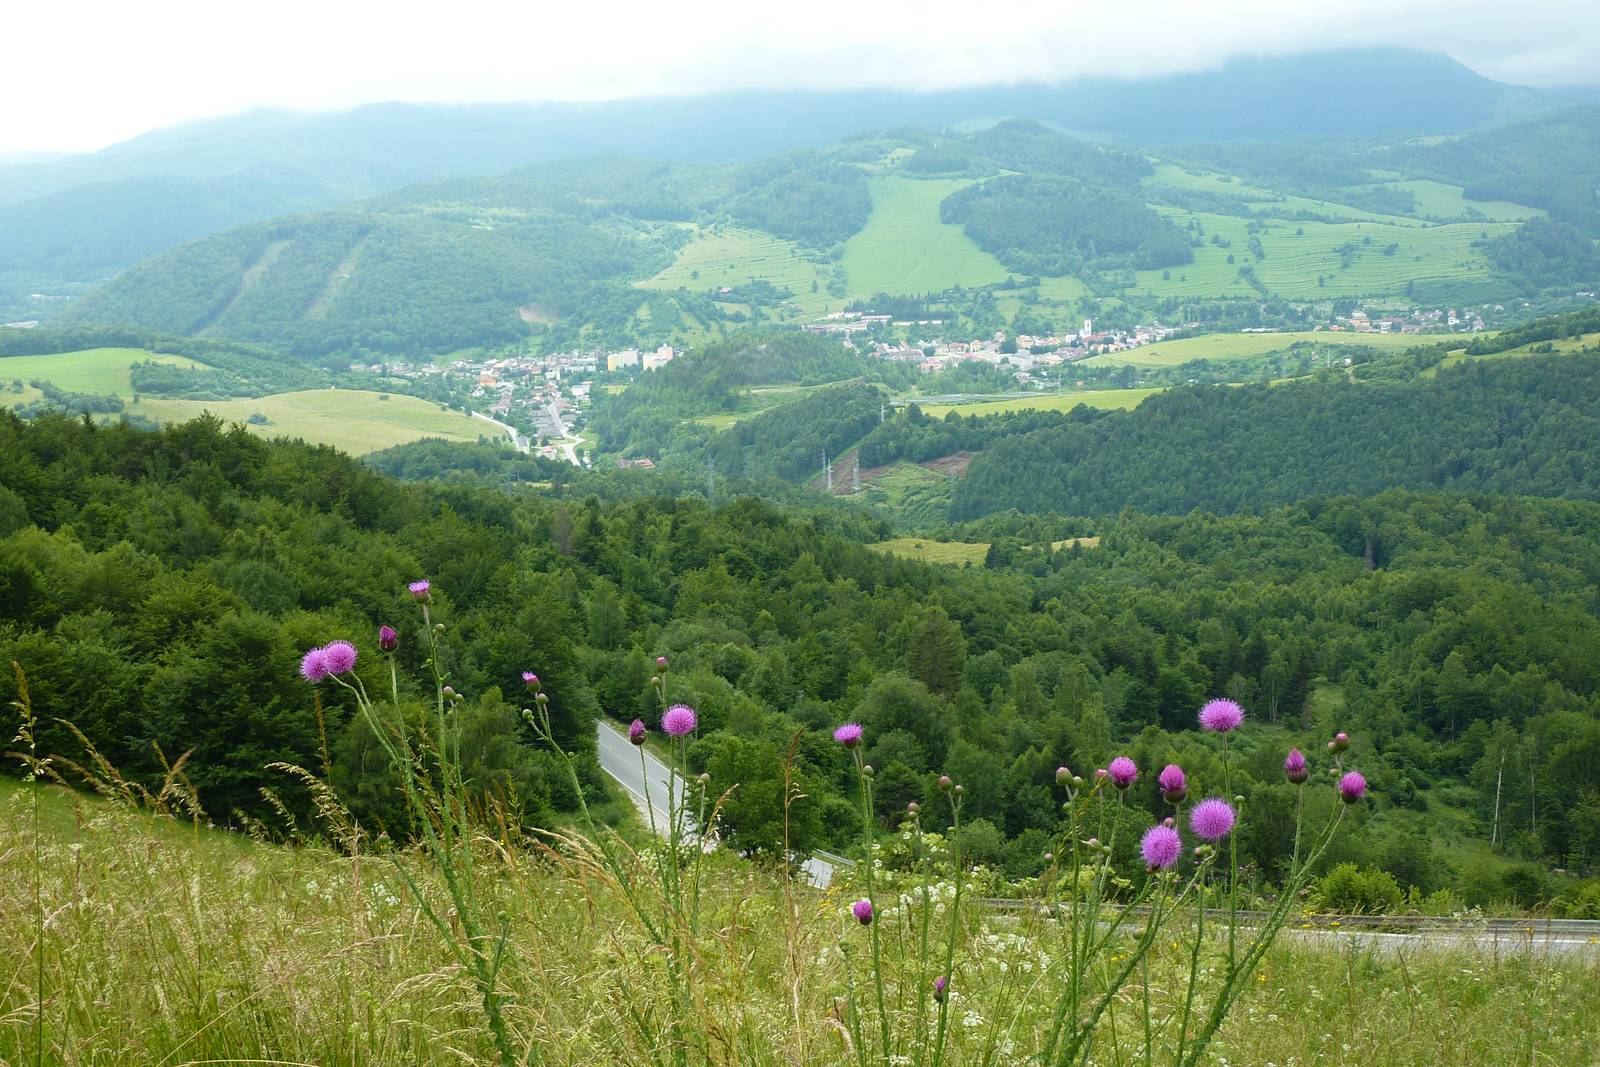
[4, 0, 1598, 153]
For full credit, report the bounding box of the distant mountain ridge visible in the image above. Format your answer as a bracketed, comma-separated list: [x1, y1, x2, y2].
[0, 48, 1578, 321]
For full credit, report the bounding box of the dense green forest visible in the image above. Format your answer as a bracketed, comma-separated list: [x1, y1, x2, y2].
[952, 348, 1600, 520]
[4, 411, 1600, 907]
[942, 176, 1195, 274]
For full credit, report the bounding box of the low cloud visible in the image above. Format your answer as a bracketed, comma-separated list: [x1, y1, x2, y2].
[4, 0, 1595, 151]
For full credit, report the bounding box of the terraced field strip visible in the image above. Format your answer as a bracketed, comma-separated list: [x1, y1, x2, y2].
[0, 347, 207, 394]
[839, 175, 1011, 297]
[1080, 330, 1439, 368]
[1131, 210, 1517, 300]
[918, 388, 1163, 417]
[134, 389, 492, 454]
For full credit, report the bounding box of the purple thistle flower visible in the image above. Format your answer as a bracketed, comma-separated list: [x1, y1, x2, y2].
[408, 579, 431, 603]
[834, 723, 864, 748]
[628, 719, 647, 746]
[1158, 763, 1187, 803]
[522, 671, 540, 690]
[378, 625, 397, 652]
[661, 704, 697, 737]
[1339, 771, 1367, 804]
[1189, 797, 1237, 841]
[1199, 699, 1244, 732]
[1141, 824, 1182, 870]
[321, 640, 358, 676]
[852, 898, 874, 925]
[300, 647, 330, 683]
[933, 976, 948, 1002]
[1108, 756, 1138, 790]
[1285, 748, 1309, 784]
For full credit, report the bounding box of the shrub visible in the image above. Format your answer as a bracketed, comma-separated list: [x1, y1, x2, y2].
[1316, 863, 1404, 913]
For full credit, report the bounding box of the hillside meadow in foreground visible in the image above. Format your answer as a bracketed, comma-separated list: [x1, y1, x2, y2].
[0, 779, 1595, 1066]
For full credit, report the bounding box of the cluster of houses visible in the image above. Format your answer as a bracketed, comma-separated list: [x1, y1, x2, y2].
[1313, 306, 1496, 334]
[873, 320, 1183, 377]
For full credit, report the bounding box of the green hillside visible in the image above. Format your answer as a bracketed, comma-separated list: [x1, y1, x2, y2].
[41, 113, 1600, 358]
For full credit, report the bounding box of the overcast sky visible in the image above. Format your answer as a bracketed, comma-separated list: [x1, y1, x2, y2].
[4, 0, 1596, 152]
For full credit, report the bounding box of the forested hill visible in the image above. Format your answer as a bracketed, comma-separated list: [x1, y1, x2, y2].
[3, 410, 1600, 902]
[951, 349, 1600, 520]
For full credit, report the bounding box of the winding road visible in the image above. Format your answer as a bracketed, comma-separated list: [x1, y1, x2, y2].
[594, 719, 841, 887]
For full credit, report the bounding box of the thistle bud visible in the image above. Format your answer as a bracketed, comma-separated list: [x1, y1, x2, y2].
[656, 656, 669, 671]
[1334, 732, 1350, 753]
[933, 976, 948, 1002]
[628, 719, 646, 745]
[939, 775, 953, 792]
[379, 625, 398, 652]
[1056, 766, 1072, 786]
[953, 784, 963, 795]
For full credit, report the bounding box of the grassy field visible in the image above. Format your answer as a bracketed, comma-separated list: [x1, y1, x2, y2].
[0, 347, 204, 394]
[839, 176, 1012, 297]
[134, 389, 496, 454]
[638, 225, 830, 312]
[1388, 179, 1544, 221]
[867, 536, 989, 565]
[1131, 210, 1517, 301]
[1080, 329, 1439, 368]
[917, 387, 1163, 417]
[1, 782, 1595, 1065]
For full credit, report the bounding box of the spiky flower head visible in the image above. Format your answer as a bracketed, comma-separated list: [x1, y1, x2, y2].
[1056, 766, 1071, 785]
[628, 719, 647, 745]
[1334, 732, 1351, 753]
[933, 976, 948, 1002]
[1158, 764, 1187, 803]
[378, 625, 397, 652]
[852, 898, 874, 925]
[662, 704, 697, 737]
[1285, 748, 1309, 784]
[300, 647, 330, 683]
[408, 579, 431, 603]
[522, 671, 540, 691]
[1199, 698, 1244, 732]
[1108, 756, 1138, 790]
[321, 640, 358, 676]
[1189, 797, 1237, 841]
[1338, 771, 1367, 804]
[833, 723, 864, 748]
[1141, 824, 1182, 870]
[655, 656, 668, 670]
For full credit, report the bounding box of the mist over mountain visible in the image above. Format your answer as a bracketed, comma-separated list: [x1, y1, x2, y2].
[0, 47, 1581, 322]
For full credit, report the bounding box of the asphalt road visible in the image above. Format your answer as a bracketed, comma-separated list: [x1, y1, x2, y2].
[595, 719, 691, 835]
[594, 719, 842, 887]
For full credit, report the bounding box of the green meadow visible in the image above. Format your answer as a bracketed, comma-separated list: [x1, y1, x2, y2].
[1081, 329, 1439, 368]
[0, 347, 203, 394]
[866, 536, 989, 565]
[1387, 179, 1544, 221]
[135, 389, 494, 454]
[1131, 211, 1517, 300]
[838, 175, 1012, 297]
[918, 387, 1163, 417]
[638, 225, 830, 311]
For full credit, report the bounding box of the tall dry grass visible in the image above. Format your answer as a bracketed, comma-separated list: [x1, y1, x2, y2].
[0, 780, 1596, 1066]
